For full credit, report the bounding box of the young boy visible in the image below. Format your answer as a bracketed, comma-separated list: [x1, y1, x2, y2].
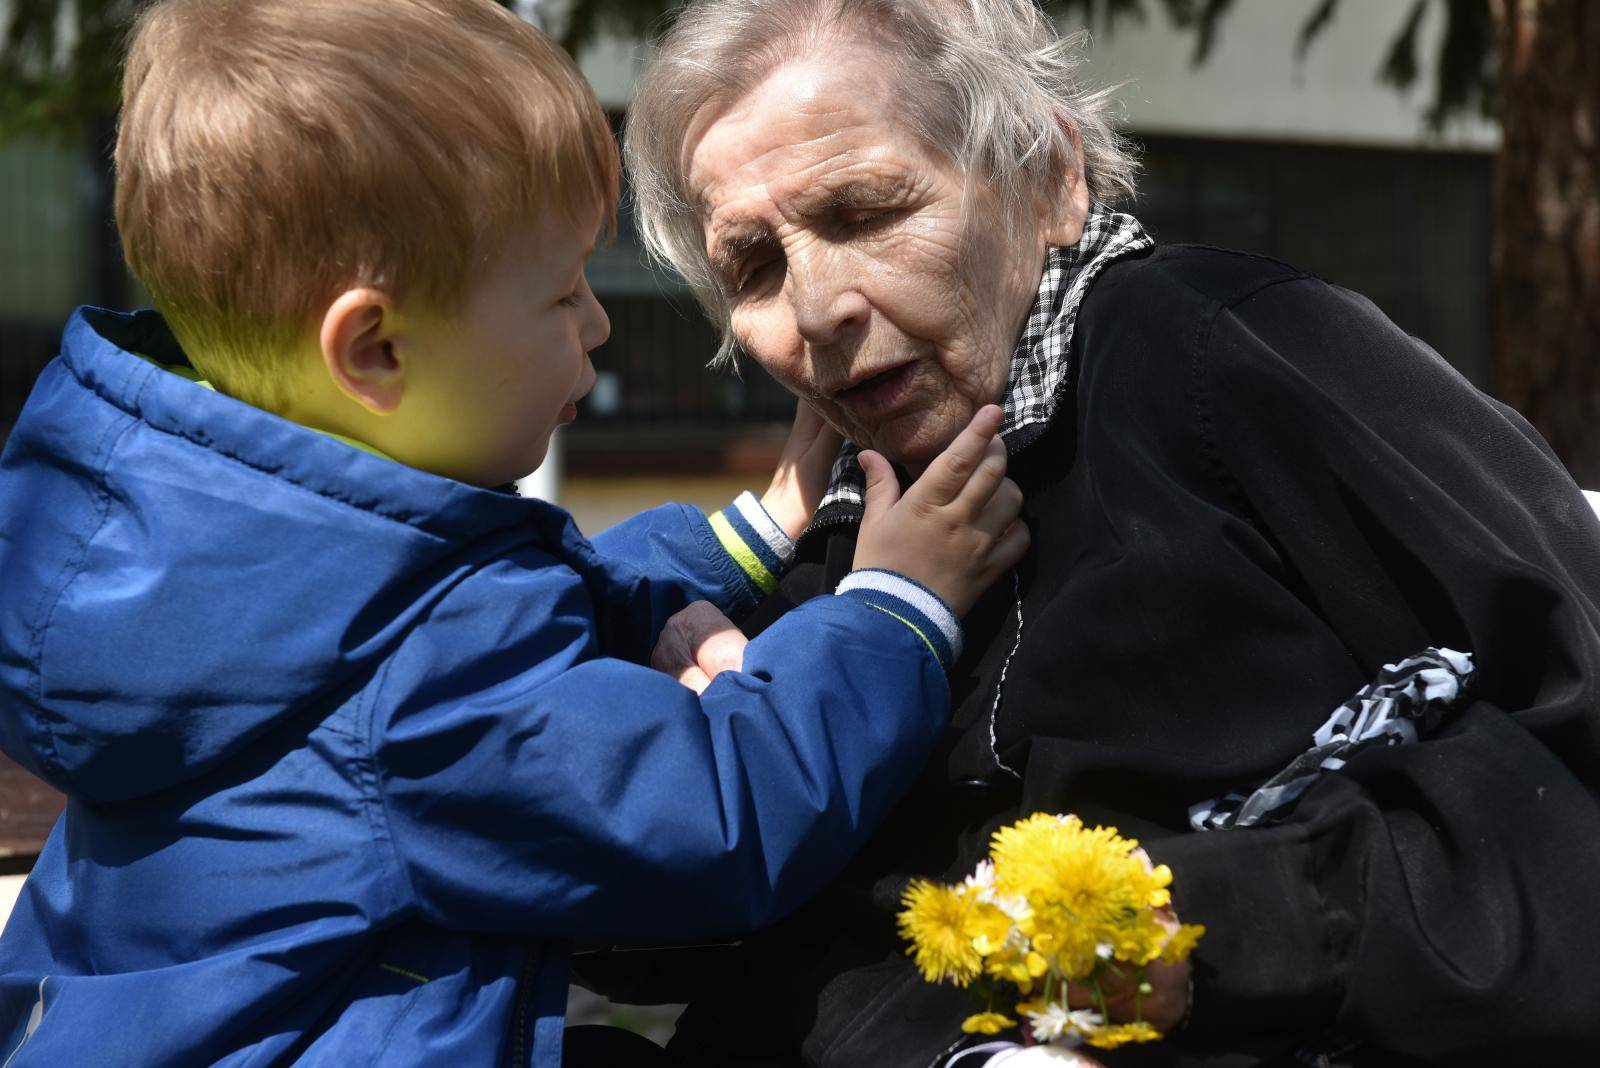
[0, 2, 1027, 1065]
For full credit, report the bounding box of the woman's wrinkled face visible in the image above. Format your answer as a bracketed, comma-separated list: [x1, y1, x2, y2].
[685, 51, 1052, 468]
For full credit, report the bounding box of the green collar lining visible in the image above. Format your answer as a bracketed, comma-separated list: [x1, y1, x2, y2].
[143, 356, 397, 463]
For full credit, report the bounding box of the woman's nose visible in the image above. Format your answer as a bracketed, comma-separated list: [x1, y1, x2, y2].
[790, 262, 869, 346]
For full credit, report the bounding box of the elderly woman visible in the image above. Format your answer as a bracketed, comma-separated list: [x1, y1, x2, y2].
[605, 0, 1600, 1063]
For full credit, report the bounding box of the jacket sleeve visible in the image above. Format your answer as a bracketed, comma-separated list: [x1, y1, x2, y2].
[367, 558, 957, 944]
[1145, 276, 1600, 1061]
[584, 493, 796, 653]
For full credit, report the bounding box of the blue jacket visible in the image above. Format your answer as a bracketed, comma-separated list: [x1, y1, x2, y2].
[0, 308, 958, 1067]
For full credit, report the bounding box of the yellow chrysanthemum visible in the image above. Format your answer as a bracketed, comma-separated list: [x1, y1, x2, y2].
[991, 814, 1176, 973]
[966, 902, 1016, 957]
[1083, 1020, 1162, 1050]
[1020, 904, 1102, 980]
[961, 1012, 1017, 1035]
[1159, 922, 1207, 964]
[983, 945, 1050, 993]
[1146, 863, 1174, 909]
[897, 880, 1011, 986]
[1106, 907, 1172, 967]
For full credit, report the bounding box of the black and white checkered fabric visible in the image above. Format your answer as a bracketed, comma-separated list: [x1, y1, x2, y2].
[1189, 648, 1475, 832]
[817, 206, 1152, 510]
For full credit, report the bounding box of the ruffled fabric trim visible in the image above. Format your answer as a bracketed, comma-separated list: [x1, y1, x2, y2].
[1190, 648, 1475, 831]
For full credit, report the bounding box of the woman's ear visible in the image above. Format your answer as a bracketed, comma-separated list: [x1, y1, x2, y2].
[319, 288, 405, 415]
[1042, 120, 1092, 247]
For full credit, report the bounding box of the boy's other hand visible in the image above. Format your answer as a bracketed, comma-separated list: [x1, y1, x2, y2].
[651, 601, 748, 694]
[852, 405, 1029, 617]
[761, 400, 845, 542]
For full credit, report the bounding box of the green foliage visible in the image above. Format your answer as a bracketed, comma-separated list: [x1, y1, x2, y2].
[1157, 0, 1240, 65]
[1294, 0, 1495, 129]
[0, 0, 1498, 147]
[0, 0, 142, 145]
[1053, 0, 1242, 64]
[547, 0, 680, 56]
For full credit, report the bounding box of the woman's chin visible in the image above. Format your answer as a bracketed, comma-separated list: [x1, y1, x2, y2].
[852, 408, 968, 472]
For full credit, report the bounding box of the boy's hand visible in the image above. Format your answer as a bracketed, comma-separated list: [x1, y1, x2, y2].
[761, 400, 845, 542]
[651, 601, 748, 694]
[852, 405, 1028, 617]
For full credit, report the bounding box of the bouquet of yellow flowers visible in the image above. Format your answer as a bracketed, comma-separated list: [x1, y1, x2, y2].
[897, 813, 1204, 1051]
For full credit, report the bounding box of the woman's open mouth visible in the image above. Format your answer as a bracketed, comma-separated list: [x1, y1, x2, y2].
[835, 361, 916, 415]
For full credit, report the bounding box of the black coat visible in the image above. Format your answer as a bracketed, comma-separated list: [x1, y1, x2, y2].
[608, 245, 1600, 1066]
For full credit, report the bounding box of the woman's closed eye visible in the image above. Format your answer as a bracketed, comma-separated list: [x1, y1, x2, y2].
[836, 207, 903, 235]
[729, 212, 902, 295]
[735, 257, 783, 295]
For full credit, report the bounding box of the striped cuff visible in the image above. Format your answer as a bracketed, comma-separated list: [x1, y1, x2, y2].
[835, 568, 963, 670]
[707, 491, 797, 597]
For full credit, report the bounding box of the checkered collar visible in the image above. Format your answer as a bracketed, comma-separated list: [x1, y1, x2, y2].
[815, 205, 1152, 514]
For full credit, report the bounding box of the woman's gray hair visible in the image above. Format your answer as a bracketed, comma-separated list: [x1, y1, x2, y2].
[624, 0, 1138, 365]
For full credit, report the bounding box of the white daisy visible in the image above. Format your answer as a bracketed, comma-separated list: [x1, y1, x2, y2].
[1023, 1002, 1101, 1045]
[962, 861, 1031, 924]
[961, 860, 997, 897]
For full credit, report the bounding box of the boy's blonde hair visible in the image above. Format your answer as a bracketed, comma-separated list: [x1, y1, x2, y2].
[116, 0, 619, 410]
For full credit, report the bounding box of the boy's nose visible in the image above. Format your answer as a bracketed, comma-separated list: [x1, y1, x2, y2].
[581, 277, 611, 351]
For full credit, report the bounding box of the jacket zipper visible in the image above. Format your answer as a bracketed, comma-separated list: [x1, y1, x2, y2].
[802, 489, 1028, 779]
[798, 507, 864, 546]
[984, 571, 1026, 779]
[509, 954, 535, 1068]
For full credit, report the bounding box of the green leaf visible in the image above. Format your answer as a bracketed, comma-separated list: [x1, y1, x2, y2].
[1378, 0, 1428, 91]
[1189, 0, 1238, 66]
[1294, 0, 1342, 64]
[1426, 0, 1494, 129]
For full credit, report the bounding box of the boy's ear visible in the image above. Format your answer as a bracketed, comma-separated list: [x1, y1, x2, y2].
[319, 288, 405, 415]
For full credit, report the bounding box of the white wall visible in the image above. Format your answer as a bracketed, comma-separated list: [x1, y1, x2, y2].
[0, 876, 24, 932]
[579, 32, 649, 111]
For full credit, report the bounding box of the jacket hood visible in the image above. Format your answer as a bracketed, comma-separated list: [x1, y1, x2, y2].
[0, 308, 559, 802]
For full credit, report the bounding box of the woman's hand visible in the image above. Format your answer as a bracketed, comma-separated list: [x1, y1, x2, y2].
[1064, 922, 1191, 1033]
[760, 400, 844, 542]
[650, 600, 749, 693]
[1066, 850, 1192, 1033]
